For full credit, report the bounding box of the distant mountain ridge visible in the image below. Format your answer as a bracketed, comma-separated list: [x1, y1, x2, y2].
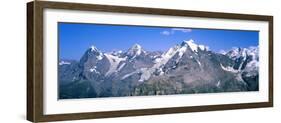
[59, 39, 259, 99]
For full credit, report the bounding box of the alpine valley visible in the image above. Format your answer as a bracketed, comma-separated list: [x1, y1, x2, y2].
[59, 39, 259, 99]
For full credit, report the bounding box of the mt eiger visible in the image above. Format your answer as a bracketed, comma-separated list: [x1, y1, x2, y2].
[59, 39, 259, 99]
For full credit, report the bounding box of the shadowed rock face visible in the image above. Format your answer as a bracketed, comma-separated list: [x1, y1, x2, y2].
[58, 40, 259, 99]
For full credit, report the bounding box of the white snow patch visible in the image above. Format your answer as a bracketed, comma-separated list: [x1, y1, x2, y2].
[59, 61, 71, 65]
[89, 66, 96, 72]
[90, 45, 104, 60]
[219, 50, 227, 55]
[157, 68, 164, 75]
[154, 57, 162, 63]
[111, 50, 123, 56]
[89, 66, 100, 74]
[154, 42, 188, 67]
[96, 54, 103, 60]
[185, 39, 198, 52]
[117, 62, 126, 71]
[216, 80, 221, 87]
[117, 50, 123, 53]
[244, 59, 259, 77]
[152, 55, 159, 58]
[90, 45, 99, 52]
[178, 45, 188, 58]
[227, 47, 240, 59]
[153, 45, 179, 68]
[196, 60, 201, 66]
[104, 54, 127, 76]
[246, 60, 259, 70]
[121, 71, 138, 80]
[184, 39, 209, 52]
[138, 68, 152, 82]
[220, 64, 238, 73]
[198, 45, 209, 51]
[198, 45, 205, 51]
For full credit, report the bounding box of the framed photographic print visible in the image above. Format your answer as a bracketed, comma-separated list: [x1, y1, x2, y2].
[27, 1, 273, 122]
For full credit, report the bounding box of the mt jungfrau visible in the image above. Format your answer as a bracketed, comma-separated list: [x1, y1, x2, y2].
[59, 39, 259, 99]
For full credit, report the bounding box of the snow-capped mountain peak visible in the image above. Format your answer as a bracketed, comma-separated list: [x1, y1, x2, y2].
[154, 39, 207, 68]
[185, 39, 198, 52]
[88, 45, 103, 60]
[182, 39, 209, 52]
[127, 43, 144, 59]
[132, 43, 142, 49]
[226, 46, 258, 60]
[198, 45, 209, 51]
[90, 45, 100, 52]
[224, 46, 259, 76]
[129, 44, 142, 53]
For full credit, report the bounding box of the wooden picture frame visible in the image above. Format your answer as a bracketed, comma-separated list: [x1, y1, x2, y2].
[27, 1, 273, 122]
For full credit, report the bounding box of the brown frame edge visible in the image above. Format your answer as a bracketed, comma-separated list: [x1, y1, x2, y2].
[27, 1, 34, 122]
[27, 1, 273, 122]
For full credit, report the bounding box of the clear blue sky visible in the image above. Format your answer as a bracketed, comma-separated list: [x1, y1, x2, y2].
[59, 22, 259, 60]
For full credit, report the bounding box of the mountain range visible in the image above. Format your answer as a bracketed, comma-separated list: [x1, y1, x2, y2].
[59, 39, 259, 99]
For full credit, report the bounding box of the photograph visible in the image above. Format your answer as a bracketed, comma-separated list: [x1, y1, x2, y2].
[58, 23, 259, 99]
